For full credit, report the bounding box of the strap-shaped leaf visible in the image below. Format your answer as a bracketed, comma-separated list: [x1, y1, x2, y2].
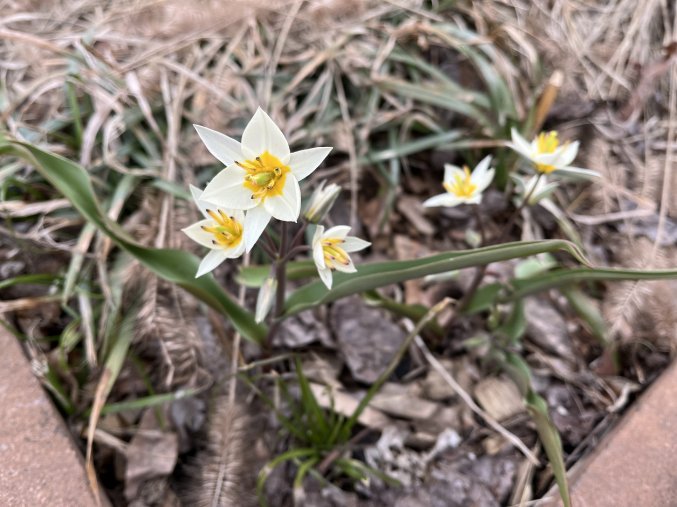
[0, 136, 266, 343]
[282, 240, 589, 317]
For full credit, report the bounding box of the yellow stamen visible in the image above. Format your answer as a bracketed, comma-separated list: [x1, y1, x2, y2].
[203, 209, 243, 249]
[240, 151, 291, 201]
[534, 131, 560, 174]
[321, 238, 350, 269]
[443, 166, 477, 198]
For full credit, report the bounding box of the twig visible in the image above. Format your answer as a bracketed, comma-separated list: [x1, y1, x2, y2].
[412, 332, 540, 465]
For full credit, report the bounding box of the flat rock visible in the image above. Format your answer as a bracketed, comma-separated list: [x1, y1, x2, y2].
[330, 296, 406, 384]
[0, 323, 101, 506]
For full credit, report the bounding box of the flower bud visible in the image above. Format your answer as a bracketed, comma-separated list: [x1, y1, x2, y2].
[255, 277, 277, 323]
[304, 181, 341, 223]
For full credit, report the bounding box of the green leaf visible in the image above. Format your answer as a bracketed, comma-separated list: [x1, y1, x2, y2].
[503, 352, 571, 507]
[507, 267, 677, 301]
[237, 261, 317, 288]
[0, 136, 265, 343]
[283, 240, 589, 317]
[374, 76, 492, 128]
[562, 286, 607, 345]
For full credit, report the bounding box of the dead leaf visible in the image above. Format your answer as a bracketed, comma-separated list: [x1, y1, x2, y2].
[124, 412, 179, 501]
[474, 376, 525, 421]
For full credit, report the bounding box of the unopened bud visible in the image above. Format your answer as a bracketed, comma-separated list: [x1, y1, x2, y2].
[304, 181, 341, 223]
[255, 276, 277, 323]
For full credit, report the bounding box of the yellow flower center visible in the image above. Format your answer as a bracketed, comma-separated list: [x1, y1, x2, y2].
[534, 131, 559, 174]
[237, 151, 291, 201]
[443, 166, 477, 198]
[201, 209, 243, 249]
[322, 238, 350, 270]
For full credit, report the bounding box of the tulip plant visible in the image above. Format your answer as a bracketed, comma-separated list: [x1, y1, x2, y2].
[3, 106, 677, 507]
[184, 108, 371, 344]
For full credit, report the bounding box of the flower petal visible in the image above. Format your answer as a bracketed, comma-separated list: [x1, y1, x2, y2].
[509, 128, 534, 159]
[288, 147, 332, 181]
[194, 125, 243, 166]
[423, 193, 462, 208]
[555, 166, 601, 180]
[554, 141, 579, 167]
[241, 108, 290, 163]
[312, 225, 326, 270]
[201, 166, 257, 210]
[474, 168, 495, 193]
[196, 249, 229, 278]
[318, 265, 333, 289]
[243, 206, 272, 252]
[189, 185, 210, 219]
[341, 236, 370, 253]
[323, 225, 351, 240]
[263, 175, 301, 221]
[333, 255, 357, 274]
[223, 239, 246, 259]
[182, 219, 218, 249]
[443, 164, 465, 184]
[472, 155, 492, 180]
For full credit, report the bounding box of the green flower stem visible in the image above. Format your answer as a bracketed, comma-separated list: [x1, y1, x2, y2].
[458, 173, 543, 312]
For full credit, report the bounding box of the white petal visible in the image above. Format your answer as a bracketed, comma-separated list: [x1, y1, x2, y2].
[243, 206, 272, 252]
[263, 175, 301, 221]
[423, 193, 462, 208]
[318, 265, 333, 289]
[474, 168, 495, 193]
[554, 141, 579, 167]
[312, 225, 326, 270]
[194, 125, 243, 166]
[201, 166, 257, 210]
[465, 194, 483, 205]
[288, 147, 332, 181]
[196, 249, 229, 278]
[341, 236, 370, 253]
[223, 239, 246, 259]
[323, 225, 351, 240]
[555, 166, 601, 180]
[509, 128, 534, 159]
[182, 220, 219, 249]
[443, 164, 465, 184]
[333, 255, 357, 274]
[241, 108, 290, 163]
[472, 155, 492, 181]
[189, 185, 210, 219]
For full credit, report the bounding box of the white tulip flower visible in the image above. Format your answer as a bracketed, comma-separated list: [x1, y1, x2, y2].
[195, 108, 332, 251]
[312, 225, 370, 289]
[182, 185, 245, 277]
[508, 129, 600, 179]
[423, 155, 494, 208]
[508, 129, 574, 174]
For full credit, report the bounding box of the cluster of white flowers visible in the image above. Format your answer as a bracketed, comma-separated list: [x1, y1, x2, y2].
[183, 108, 369, 290]
[423, 128, 598, 211]
[183, 108, 599, 295]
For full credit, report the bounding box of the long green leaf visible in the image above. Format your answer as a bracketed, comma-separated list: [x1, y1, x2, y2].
[283, 240, 589, 317]
[503, 352, 570, 507]
[507, 267, 677, 301]
[0, 136, 265, 343]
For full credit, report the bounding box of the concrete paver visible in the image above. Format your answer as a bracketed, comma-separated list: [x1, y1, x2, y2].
[0, 325, 99, 506]
[541, 360, 677, 507]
